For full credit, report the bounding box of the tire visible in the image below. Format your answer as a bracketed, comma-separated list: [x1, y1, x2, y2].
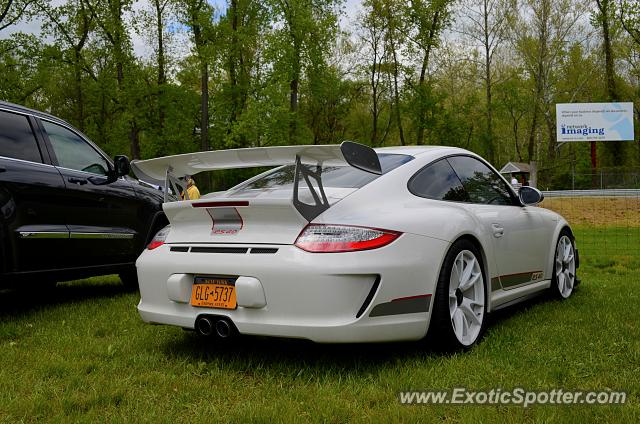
[119, 268, 139, 292]
[429, 239, 488, 351]
[551, 229, 577, 299]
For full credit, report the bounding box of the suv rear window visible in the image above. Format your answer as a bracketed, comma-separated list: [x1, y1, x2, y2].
[229, 153, 413, 194]
[0, 110, 42, 163]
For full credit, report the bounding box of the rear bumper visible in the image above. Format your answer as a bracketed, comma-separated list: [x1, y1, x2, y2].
[136, 233, 449, 343]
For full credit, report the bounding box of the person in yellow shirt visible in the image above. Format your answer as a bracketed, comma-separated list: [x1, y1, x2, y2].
[181, 175, 201, 200]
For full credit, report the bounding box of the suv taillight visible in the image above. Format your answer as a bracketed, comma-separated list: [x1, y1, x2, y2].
[294, 224, 401, 253]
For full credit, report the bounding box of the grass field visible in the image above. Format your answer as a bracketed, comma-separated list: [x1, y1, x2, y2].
[1, 220, 638, 421]
[542, 196, 640, 261]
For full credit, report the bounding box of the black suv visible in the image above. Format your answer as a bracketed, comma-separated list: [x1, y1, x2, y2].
[0, 101, 167, 288]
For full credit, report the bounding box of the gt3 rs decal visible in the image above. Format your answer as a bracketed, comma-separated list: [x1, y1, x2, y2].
[205, 207, 244, 235]
[493, 270, 545, 290]
[531, 271, 544, 281]
[369, 294, 431, 317]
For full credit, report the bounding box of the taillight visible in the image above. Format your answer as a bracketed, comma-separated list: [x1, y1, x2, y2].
[147, 225, 170, 250]
[295, 224, 401, 253]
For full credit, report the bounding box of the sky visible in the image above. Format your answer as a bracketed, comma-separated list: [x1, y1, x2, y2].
[0, 0, 365, 59]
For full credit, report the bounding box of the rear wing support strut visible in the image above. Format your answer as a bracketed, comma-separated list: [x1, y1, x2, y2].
[292, 155, 330, 221]
[165, 167, 188, 202]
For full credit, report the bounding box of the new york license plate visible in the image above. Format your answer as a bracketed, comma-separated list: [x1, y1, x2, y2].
[190, 276, 237, 309]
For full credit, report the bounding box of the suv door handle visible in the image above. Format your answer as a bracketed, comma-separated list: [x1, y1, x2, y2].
[68, 177, 88, 185]
[0, 167, 6, 173]
[492, 224, 504, 238]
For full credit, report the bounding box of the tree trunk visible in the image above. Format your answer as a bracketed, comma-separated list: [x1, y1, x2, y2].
[289, 36, 301, 144]
[283, 0, 302, 145]
[155, 0, 166, 133]
[512, 117, 521, 162]
[597, 0, 622, 164]
[74, 48, 85, 131]
[483, 3, 494, 164]
[289, 76, 299, 143]
[129, 120, 141, 159]
[191, 14, 209, 153]
[527, 101, 539, 162]
[228, 0, 239, 128]
[371, 62, 379, 146]
[155, 1, 166, 87]
[416, 10, 439, 146]
[416, 50, 430, 146]
[545, 111, 556, 160]
[201, 62, 209, 152]
[390, 46, 405, 146]
[73, 0, 89, 132]
[597, 0, 617, 101]
[527, 0, 549, 162]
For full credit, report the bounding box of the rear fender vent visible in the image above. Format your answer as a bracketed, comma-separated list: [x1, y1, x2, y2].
[356, 275, 381, 318]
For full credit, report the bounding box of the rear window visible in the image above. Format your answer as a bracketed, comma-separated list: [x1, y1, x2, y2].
[0, 110, 43, 163]
[408, 158, 467, 201]
[229, 153, 413, 193]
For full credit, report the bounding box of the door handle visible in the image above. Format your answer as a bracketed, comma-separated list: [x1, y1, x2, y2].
[491, 224, 504, 238]
[68, 177, 88, 185]
[0, 167, 6, 173]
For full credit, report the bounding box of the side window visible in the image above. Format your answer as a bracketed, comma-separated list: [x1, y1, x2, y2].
[408, 158, 468, 201]
[43, 121, 109, 176]
[447, 156, 513, 205]
[0, 110, 43, 163]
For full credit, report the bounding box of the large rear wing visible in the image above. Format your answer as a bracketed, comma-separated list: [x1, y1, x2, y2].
[131, 141, 382, 221]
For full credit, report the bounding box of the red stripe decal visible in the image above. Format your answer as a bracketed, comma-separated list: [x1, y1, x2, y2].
[192, 201, 249, 208]
[392, 294, 432, 302]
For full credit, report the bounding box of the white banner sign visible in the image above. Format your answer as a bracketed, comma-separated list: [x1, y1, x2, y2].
[556, 102, 634, 142]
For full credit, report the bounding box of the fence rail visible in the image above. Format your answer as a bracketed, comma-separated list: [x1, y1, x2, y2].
[543, 189, 640, 198]
[539, 189, 639, 261]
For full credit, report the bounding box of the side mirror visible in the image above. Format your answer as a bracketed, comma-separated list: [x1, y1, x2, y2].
[519, 186, 544, 206]
[114, 155, 131, 177]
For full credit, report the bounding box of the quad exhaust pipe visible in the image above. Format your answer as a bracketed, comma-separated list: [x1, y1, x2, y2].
[195, 315, 237, 339]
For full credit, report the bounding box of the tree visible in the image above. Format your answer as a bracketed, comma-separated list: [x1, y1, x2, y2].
[217, 0, 267, 146]
[457, 0, 510, 162]
[267, 0, 340, 143]
[175, 0, 210, 152]
[381, 0, 406, 145]
[620, 0, 640, 45]
[37, 0, 94, 131]
[594, 0, 627, 164]
[84, 0, 143, 158]
[595, 0, 620, 100]
[512, 0, 588, 163]
[149, 0, 171, 135]
[358, 0, 392, 146]
[619, 0, 640, 149]
[406, 0, 453, 146]
[0, 0, 34, 31]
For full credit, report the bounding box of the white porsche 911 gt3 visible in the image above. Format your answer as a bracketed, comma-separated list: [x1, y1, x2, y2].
[131, 142, 578, 350]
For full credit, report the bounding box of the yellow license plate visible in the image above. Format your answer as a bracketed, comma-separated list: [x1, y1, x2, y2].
[190, 276, 237, 309]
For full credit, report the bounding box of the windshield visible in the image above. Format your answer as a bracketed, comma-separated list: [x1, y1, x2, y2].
[228, 153, 413, 195]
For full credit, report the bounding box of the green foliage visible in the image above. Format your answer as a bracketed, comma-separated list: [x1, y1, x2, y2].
[0, 0, 638, 189]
